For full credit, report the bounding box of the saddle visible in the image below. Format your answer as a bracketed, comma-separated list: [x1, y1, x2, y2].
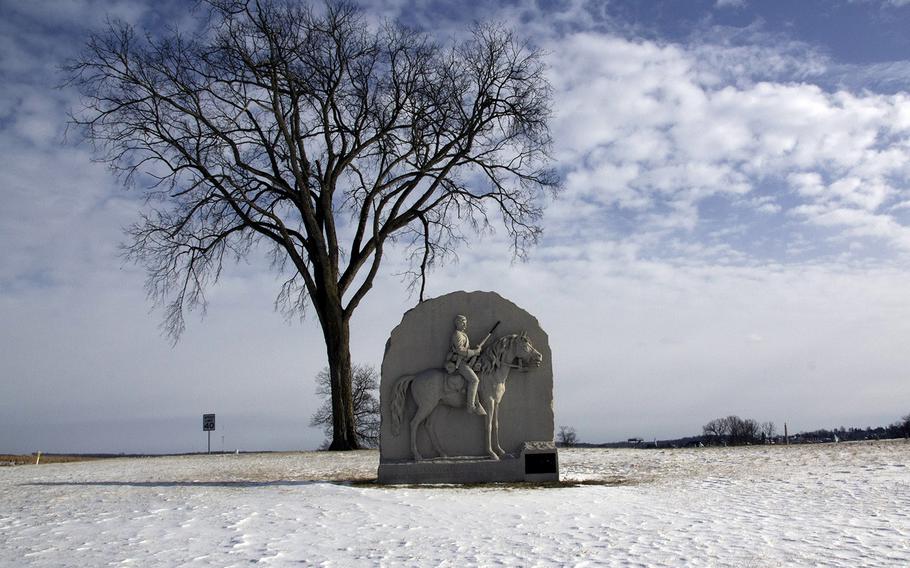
[444, 373, 466, 394]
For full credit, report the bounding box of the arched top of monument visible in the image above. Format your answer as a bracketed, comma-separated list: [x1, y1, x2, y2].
[383, 290, 549, 357]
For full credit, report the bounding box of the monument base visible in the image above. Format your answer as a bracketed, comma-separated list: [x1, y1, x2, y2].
[377, 442, 559, 484]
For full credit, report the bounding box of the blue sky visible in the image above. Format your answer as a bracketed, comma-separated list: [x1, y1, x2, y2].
[2, 0, 910, 453]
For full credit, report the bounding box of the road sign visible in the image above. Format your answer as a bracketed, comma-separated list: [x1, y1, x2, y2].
[203, 413, 216, 431]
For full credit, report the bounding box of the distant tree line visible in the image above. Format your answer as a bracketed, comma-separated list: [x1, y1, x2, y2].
[702, 413, 910, 446]
[789, 416, 910, 444]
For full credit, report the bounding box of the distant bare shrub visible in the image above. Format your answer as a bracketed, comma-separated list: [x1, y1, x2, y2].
[311, 364, 379, 449]
[895, 413, 910, 438]
[557, 425, 578, 447]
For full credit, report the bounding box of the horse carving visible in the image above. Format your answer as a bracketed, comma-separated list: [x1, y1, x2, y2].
[389, 332, 543, 461]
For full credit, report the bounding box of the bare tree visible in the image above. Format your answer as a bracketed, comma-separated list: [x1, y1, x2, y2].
[728, 416, 759, 445]
[557, 425, 578, 447]
[702, 415, 763, 446]
[65, 1, 557, 449]
[311, 364, 379, 448]
[726, 416, 759, 445]
[894, 413, 910, 438]
[702, 417, 730, 445]
[760, 421, 776, 442]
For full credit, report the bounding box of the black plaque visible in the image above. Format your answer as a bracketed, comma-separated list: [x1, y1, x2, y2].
[524, 452, 557, 474]
[203, 413, 216, 431]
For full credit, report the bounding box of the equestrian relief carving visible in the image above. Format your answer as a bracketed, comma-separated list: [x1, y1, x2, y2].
[389, 313, 543, 461]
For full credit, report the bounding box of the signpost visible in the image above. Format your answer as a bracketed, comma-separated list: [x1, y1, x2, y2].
[203, 413, 216, 453]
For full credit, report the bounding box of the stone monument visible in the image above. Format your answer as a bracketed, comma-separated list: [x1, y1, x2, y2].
[377, 290, 559, 484]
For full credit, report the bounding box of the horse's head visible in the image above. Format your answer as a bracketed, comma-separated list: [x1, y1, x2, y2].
[512, 331, 543, 369]
[477, 332, 544, 375]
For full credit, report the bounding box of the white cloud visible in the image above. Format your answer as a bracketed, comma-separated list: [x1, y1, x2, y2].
[748, 196, 782, 215]
[5, 1, 144, 24]
[789, 172, 826, 197]
[792, 205, 910, 249]
[546, 31, 910, 256]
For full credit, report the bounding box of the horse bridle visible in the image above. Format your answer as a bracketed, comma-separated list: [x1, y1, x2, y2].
[506, 357, 538, 372]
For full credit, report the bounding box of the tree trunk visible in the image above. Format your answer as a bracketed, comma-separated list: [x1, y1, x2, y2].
[320, 301, 360, 451]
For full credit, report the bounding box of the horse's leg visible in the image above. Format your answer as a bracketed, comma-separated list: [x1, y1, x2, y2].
[492, 398, 505, 457]
[481, 395, 498, 460]
[409, 401, 435, 461]
[426, 409, 447, 458]
[408, 374, 446, 461]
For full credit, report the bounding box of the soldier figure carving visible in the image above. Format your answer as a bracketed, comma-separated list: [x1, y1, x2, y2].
[445, 315, 489, 416]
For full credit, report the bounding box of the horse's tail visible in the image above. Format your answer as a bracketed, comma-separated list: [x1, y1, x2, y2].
[390, 374, 416, 436]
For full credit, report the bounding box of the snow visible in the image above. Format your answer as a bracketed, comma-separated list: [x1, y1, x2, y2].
[2, 441, 908, 567]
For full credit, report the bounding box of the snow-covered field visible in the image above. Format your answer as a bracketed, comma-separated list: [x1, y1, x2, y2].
[2, 441, 908, 567]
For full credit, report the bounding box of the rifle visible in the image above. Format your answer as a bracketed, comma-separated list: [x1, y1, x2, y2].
[467, 320, 500, 368]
